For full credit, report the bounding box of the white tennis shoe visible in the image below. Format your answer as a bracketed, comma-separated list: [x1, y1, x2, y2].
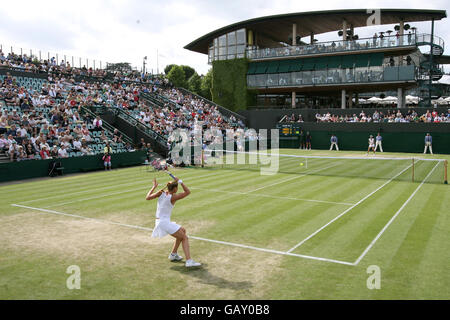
[185, 259, 201, 267]
[168, 253, 183, 261]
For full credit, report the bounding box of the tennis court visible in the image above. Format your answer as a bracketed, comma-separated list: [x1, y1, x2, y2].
[1, 149, 449, 299]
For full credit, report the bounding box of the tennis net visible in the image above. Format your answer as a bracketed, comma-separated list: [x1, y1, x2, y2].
[201, 149, 448, 185]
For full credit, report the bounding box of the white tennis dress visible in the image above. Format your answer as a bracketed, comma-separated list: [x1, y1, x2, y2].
[151, 192, 181, 238]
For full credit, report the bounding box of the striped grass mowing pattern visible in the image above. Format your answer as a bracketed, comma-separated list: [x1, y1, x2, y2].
[0, 149, 449, 299]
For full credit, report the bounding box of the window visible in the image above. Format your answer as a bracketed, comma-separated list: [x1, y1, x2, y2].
[227, 32, 236, 46]
[237, 29, 246, 44]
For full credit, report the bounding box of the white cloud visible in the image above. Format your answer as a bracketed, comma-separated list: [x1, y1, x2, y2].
[0, 0, 449, 75]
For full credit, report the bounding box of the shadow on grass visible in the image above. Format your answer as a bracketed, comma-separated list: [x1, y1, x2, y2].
[170, 263, 253, 291]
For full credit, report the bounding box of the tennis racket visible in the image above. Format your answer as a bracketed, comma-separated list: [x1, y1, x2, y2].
[165, 170, 176, 180]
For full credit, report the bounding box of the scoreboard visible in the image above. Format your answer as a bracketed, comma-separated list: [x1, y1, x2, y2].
[276, 123, 302, 136]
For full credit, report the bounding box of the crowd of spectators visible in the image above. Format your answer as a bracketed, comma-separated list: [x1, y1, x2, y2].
[0, 49, 156, 83]
[130, 86, 246, 140]
[0, 70, 130, 161]
[314, 109, 450, 123]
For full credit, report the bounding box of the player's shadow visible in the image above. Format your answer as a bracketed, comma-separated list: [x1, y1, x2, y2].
[170, 263, 253, 291]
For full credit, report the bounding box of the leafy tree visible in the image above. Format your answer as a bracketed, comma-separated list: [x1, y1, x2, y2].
[200, 69, 213, 100]
[180, 65, 195, 81]
[188, 72, 202, 95]
[167, 65, 187, 88]
[164, 64, 177, 75]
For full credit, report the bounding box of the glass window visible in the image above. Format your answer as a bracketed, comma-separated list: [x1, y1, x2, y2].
[236, 45, 245, 54]
[236, 29, 246, 44]
[228, 32, 236, 46]
[219, 35, 226, 47]
[214, 38, 218, 47]
[219, 47, 226, 56]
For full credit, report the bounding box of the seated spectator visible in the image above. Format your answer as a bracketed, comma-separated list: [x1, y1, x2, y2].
[39, 145, 51, 159]
[93, 115, 103, 131]
[58, 145, 69, 158]
[8, 141, 19, 161]
[73, 137, 82, 151]
[50, 145, 59, 158]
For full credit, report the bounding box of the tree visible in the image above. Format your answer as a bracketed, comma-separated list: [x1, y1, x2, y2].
[188, 72, 202, 95]
[180, 65, 195, 81]
[164, 64, 176, 75]
[167, 65, 187, 88]
[200, 68, 213, 100]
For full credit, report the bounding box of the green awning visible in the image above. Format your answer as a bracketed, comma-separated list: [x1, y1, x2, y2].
[341, 55, 354, 68]
[247, 63, 257, 75]
[326, 56, 341, 69]
[266, 61, 279, 73]
[289, 60, 303, 72]
[302, 58, 315, 71]
[314, 58, 328, 69]
[254, 62, 268, 74]
[369, 53, 384, 66]
[355, 54, 369, 68]
[278, 60, 291, 73]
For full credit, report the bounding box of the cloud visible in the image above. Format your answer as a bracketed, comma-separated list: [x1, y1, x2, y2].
[0, 0, 448, 75]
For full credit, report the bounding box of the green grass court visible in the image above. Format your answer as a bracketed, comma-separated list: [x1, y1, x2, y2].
[0, 149, 449, 299]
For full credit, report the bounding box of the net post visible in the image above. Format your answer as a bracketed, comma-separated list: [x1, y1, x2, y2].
[444, 160, 448, 184]
[412, 157, 415, 183]
[201, 149, 204, 168]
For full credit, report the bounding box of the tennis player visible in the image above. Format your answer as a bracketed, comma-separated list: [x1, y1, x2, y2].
[367, 135, 376, 155]
[146, 177, 201, 268]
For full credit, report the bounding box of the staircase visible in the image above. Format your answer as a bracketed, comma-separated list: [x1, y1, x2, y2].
[416, 33, 445, 106]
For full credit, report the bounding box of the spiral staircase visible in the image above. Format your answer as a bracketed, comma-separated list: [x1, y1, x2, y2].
[415, 34, 445, 107]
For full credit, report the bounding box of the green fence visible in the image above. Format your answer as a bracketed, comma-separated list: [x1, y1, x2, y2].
[0, 151, 147, 183]
[279, 126, 450, 154]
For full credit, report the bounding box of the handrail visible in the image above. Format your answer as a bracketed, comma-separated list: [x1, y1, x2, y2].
[247, 65, 417, 88]
[112, 107, 168, 149]
[177, 87, 246, 121]
[247, 33, 418, 60]
[81, 105, 133, 144]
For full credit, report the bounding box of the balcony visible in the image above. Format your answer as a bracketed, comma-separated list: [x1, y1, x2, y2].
[246, 34, 417, 60]
[247, 65, 417, 89]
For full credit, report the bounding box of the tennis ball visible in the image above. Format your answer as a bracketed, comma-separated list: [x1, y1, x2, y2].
[300, 162, 304, 166]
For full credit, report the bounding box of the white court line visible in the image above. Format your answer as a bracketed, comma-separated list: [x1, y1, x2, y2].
[10, 204, 354, 266]
[247, 162, 341, 193]
[191, 187, 354, 206]
[353, 161, 440, 265]
[40, 170, 226, 208]
[286, 162, 414, 253]
[19, 170, 224, 205]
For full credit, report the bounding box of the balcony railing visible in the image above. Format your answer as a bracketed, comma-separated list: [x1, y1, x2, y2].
[247, 65, 417, 88]
[246, 34, 417, 60]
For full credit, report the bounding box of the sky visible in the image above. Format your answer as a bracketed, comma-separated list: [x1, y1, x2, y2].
[1, 0, 449, 75]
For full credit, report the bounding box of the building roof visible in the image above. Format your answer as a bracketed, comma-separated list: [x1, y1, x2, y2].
[184, 9, 447, 54]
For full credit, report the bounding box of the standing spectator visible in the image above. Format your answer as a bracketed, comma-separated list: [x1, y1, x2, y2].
[103, 141, 113, 170]
[299, 130, 305, 150]
[375, 133, 383, 152]
[424, 133, 433, 154]
[305, 131, 312, 150]
[329, 134, 339, 151]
